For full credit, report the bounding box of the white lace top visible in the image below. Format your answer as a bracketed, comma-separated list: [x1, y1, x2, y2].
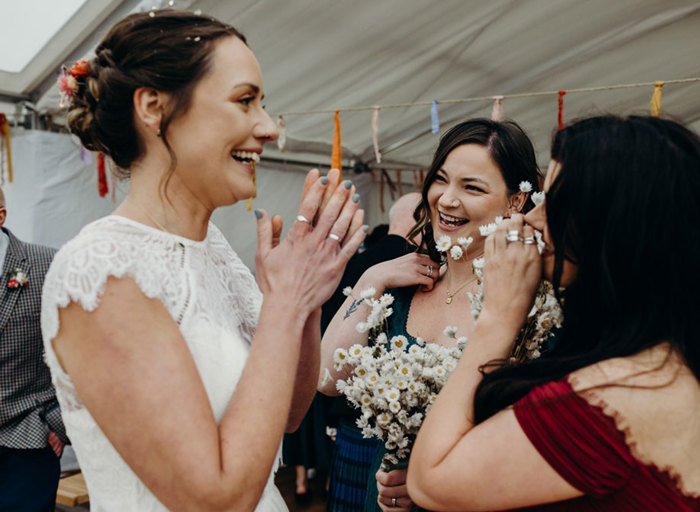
[41, 216, 287, 512]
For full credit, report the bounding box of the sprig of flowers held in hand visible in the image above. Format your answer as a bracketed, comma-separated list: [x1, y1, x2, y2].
[470, 181, 562, 360]
[326, 288, 466, 468]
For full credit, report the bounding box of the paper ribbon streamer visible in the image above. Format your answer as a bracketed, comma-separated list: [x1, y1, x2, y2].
[246, 160, 257, 211]
[97, 152, 108, 197]
[431, 100, 440, 134]
[372, 107, 382, 163]
[0, 114, 13, 182]
[80, 146, 93, 165]
[331, 109, 342, 181]
[109, 158, 117, 203]
[557, 90, 567, 130]
[491, 96, 504, 121]
[276, 115, 286, 151]
[650, 81, 664, 117]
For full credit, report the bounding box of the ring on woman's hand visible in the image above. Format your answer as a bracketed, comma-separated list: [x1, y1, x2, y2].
[505, 230, 523, 243]
[523, 236, 536, 245]
[296, 215, 310, 224]
[391, 497, 397, 507]
[426, 265, 433, 277]
[328, 233, 341, 242]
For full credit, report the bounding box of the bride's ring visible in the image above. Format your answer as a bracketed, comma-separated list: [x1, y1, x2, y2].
[426, 265, 433, 277]
[391, 497, 397, 507]
[523, 236, 536, 245]
[328, 233, 341, 242]
[505, 230, 523, 243]
[296, 215, 310, 224]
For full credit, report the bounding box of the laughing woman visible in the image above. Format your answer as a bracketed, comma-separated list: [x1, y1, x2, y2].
[408, 116, 700, 511]
[41, 10, 365, 512]
[319, 118, 540, 511]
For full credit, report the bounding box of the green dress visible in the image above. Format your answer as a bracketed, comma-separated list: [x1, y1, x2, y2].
[364, 285, 427, 512]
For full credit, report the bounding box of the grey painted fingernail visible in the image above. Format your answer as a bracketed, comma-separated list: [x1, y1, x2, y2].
[352, 193, 360, 203]
[362, 225, 370, 232]
[254, 209, 262, 219]
[344, 180, 352, 189]
[320, 176, 329, 185]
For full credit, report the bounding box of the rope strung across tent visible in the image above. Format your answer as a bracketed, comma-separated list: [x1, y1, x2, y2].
[276, 77, 700, 116]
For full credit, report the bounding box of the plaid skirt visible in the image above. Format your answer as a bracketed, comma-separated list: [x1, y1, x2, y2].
[326, 419, 380, 512]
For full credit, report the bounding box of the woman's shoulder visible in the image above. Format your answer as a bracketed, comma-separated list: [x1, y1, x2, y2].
[567, 345, 700, 498]
[45, 215, 185, 315]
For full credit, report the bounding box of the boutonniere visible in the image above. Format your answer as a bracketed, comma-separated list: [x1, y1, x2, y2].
[7, 268, 28, 289]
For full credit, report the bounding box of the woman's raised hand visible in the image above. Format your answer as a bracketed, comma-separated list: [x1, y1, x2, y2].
[255, 169, 366, 315]
[482, 214, 541, 329]
[360, 252, 440, 293]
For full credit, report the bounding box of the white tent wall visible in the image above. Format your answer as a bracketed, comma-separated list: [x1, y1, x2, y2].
[4, 130, 406, 270]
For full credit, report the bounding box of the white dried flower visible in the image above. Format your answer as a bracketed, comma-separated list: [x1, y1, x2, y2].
[443, 325, 459, 338]
[342, 286, 354, 297]
[449, 245, 463, 260]
[531, 191, 545, 206]
[360, 287, 377, 300]
[519, 181, 533, 193]
[435, 235, 452, 252]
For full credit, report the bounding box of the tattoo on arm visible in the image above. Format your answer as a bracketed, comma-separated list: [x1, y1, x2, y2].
[343, 299, 362, 320]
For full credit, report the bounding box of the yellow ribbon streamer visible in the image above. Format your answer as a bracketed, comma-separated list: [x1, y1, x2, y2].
[0, 115, 12, 182]
[331, 109, 342, 182]
[246, 160, 257, 211]
[650, 81, 664, 117]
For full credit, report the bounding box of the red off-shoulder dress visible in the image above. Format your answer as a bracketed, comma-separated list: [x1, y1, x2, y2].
[511, 379, 700, 511]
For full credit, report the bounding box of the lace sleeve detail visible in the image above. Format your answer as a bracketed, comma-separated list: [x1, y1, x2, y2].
[208, 224, 262, 345]
[40, 218, 188, 410]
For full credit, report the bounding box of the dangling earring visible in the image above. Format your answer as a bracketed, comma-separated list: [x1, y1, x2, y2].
[246, 161, 257, 211]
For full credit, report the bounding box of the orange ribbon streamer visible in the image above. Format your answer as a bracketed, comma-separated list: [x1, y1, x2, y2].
[650, 81, 664, 117]
[0, 114, 13, 182]
[246, 160, 257, 211]
[331, 109, 342, 182]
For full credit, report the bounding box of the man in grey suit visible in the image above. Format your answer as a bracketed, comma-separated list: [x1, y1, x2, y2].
[0, 186, 68, 511]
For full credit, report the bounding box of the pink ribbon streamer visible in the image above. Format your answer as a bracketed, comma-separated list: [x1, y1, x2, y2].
[372, 106, 382, 163]
[491, 96, 503, 121]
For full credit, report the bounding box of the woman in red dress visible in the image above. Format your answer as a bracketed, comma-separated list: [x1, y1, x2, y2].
[407, 115, 700, 511]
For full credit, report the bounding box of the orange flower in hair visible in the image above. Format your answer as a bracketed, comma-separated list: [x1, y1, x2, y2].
[69, 59, 89, 77]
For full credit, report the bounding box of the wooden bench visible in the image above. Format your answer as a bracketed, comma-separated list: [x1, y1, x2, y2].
[56, 472, 89, 507]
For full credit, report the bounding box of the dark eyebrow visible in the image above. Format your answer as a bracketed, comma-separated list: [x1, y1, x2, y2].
[437, 168, 490, 187]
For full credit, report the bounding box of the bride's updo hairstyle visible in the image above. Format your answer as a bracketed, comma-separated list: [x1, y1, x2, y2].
[66, 10, 244, 176]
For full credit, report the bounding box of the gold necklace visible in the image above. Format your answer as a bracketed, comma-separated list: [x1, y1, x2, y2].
[128, 200, 185, 249]
[445, 278, 476, 304]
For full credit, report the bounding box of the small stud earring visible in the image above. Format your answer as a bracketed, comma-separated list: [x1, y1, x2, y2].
[156, 129, 162, 137]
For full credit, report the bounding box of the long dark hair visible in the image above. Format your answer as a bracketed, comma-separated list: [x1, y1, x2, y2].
[473, 115, 700, 423]
[407, 118, 540, 262]
[66, 10, 244, 175]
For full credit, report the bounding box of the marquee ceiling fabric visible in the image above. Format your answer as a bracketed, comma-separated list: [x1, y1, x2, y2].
[5, 0, 700, 169]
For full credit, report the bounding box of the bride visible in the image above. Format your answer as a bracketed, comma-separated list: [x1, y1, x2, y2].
[42, 9, 365, 511]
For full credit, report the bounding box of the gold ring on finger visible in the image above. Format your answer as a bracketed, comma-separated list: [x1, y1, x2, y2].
[391, 497, 397, 507]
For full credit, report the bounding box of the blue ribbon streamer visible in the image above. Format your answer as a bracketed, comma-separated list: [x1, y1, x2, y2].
[431, 100, 439, 134]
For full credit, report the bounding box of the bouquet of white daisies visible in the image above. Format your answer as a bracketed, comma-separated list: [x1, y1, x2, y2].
[328, 288, 466, 469]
